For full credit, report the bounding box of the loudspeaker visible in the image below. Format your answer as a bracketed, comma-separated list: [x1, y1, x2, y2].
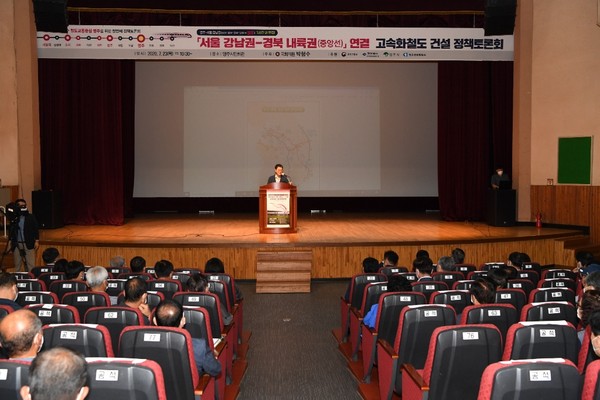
[32, 190, 64, 229]
[484, 0, 516, 36]
[32, 0, 68, 33]
[487, 189, 516, 227]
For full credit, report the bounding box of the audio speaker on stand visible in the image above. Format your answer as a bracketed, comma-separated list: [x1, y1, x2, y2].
[32, 190, 64, 229]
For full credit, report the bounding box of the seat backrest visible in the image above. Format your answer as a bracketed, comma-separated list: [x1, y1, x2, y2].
[541, 269, 577, 281]
[481, 262, 506, 271]
[107, 266, 131, 279]
[376, 292, 427, 345]
[0, 305, 14, 318]
[578, 326, 600, 374]
[495, 288, 527, 314]
[467, 270, 488, 280]
[116, 272, 153, 281]
[42, 323, 114, 357]
[479, 359, 581, 400]
[0, 359, 30, 400]
[432, 271, 465, 286]
[522, 262, 542, 275]
[84, 306, 144, 354]
[147, 279, 182, 300]
[521, 301, 578, 326]
[411, 281, 448, 302]
[349, 273, 387, 309]
[360, 282, 388, 314]
[49, 280, 88, 301]
[172, 272, 191, 286]
[13, 272, 34, 280]
[206, 273, 236, 305]
[37, 272, 66, 288]
[423, 324, 503, 400]
[106, 279, 127, 298]
[379, 266, 409, 276]
[453, 280, 475, 290]
[26, 303, 80, 324]
[118, 326, 199, 400]
[454, 264, 477, 274]
[62, 291, 111, 320]
[529, 287, 576, 305]
[516, 270, 540, 286]
[86, 357, 167, 400]
[16, 279, 45, 292]
[582, 359, 600, 400]
[30, 266, 53, 278]
[503, 321, 579, 364]
[506, 279, 535, 297]
[397, 272, 418, 282]
[182, 306, 214, 351]
[207, 280, 231, 313]
[539, 278, 577, 292]
[172, 292, 223, 337]
[461, 304, 518, 342]
[395, 305, 456, 370]
[430, 290, 471, 315]
[175, 268, 201, 274]
[16, 291, 59, 307]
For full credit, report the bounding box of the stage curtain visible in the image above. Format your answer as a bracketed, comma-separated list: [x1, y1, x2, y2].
[38, 59, 135, 225]
[437, 61, 513, 221]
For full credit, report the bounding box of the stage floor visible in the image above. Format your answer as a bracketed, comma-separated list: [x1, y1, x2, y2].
[37, 212, 582, 247]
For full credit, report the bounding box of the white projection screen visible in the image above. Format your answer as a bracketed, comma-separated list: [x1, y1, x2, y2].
[134, 61, 438, 198]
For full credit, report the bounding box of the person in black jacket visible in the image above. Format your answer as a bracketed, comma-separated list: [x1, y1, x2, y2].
[8, 199, 39, 272]
[267, 163, 291, 184]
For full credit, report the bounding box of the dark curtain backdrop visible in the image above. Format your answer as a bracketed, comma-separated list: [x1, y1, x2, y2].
[38, 59, 135, 225]
[437, 61, 513, 221]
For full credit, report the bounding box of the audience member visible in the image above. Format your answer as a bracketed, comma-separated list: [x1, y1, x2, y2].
[153, 299, 221, 377]
[415, 249, 429, 259]
[413, 257, 434, 281]
[574, 251, 600, 277]
[381, 250, 399, 268]
[0, 272, 21, 310]
[20, 347, 89, 400]
[130, 256, 146, 273]
[65, 260, 86, 281]
[436, 256, 455, 272]
[85, 266, 115, 304]
[154, 259, 174, 280]
[469, 277, 497, 305]
[343, 257, 381, 301]
[363, 275, 412, 328]
[110, 255, 126, 269]
[0, 309, 43, 360]
[122, 277, 152, 323]
[451, 248, 466, 264]
[53, 258, 68, 274]
[587, 310, 600, 359]
[205, 257, 243, 301]
[579, 290, 600, 343]
[186, 273, 233, 325]
[487, 268, 509, 289]
[41, 247, 59, 267]
[584, 271, 600, 292]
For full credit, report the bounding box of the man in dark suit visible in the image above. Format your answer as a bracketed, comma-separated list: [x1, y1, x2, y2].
[267, 163, 291, 184]
[8, 199, 39, 272]
[414, 256, 434, 281]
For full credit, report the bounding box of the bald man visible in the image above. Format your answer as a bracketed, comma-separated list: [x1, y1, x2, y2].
[0, 309, 44, 360]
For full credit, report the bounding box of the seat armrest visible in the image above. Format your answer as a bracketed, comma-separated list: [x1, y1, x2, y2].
[401, 363, 429, 400]
[194, 374, 215, 396]
[378, 338, 398, 359]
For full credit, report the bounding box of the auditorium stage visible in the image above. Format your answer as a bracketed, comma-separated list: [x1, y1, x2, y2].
[3, 212, 584, 279]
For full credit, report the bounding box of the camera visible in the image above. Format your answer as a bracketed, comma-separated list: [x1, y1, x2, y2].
[5, 202, 23, 224]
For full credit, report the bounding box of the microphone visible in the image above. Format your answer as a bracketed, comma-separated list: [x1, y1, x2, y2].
[282, 173, 291, 182]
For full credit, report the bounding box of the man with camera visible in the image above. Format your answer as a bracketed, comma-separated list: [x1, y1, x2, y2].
[7, 199, 39, 272]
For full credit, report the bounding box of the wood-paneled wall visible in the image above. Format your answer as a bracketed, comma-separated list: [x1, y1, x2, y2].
[531, 185, 600, 243]
[34, 236, 571, 281]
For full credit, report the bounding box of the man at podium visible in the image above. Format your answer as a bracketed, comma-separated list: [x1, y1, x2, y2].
[267, 163, 292, 184]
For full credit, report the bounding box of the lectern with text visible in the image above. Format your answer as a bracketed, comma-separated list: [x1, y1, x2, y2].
[259, 183, 297, 233]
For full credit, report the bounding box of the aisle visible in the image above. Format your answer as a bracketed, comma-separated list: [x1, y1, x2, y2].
[237, 281, 361, 400]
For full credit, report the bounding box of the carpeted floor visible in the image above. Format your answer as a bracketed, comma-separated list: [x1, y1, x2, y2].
[236, 280, 361, 400]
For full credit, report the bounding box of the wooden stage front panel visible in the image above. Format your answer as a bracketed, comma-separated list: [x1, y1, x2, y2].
[1, 213, 584, 279]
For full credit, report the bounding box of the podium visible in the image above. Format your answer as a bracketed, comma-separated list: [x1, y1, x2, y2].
[259, 183, 297, 234]
[487, 188, 516, 227]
